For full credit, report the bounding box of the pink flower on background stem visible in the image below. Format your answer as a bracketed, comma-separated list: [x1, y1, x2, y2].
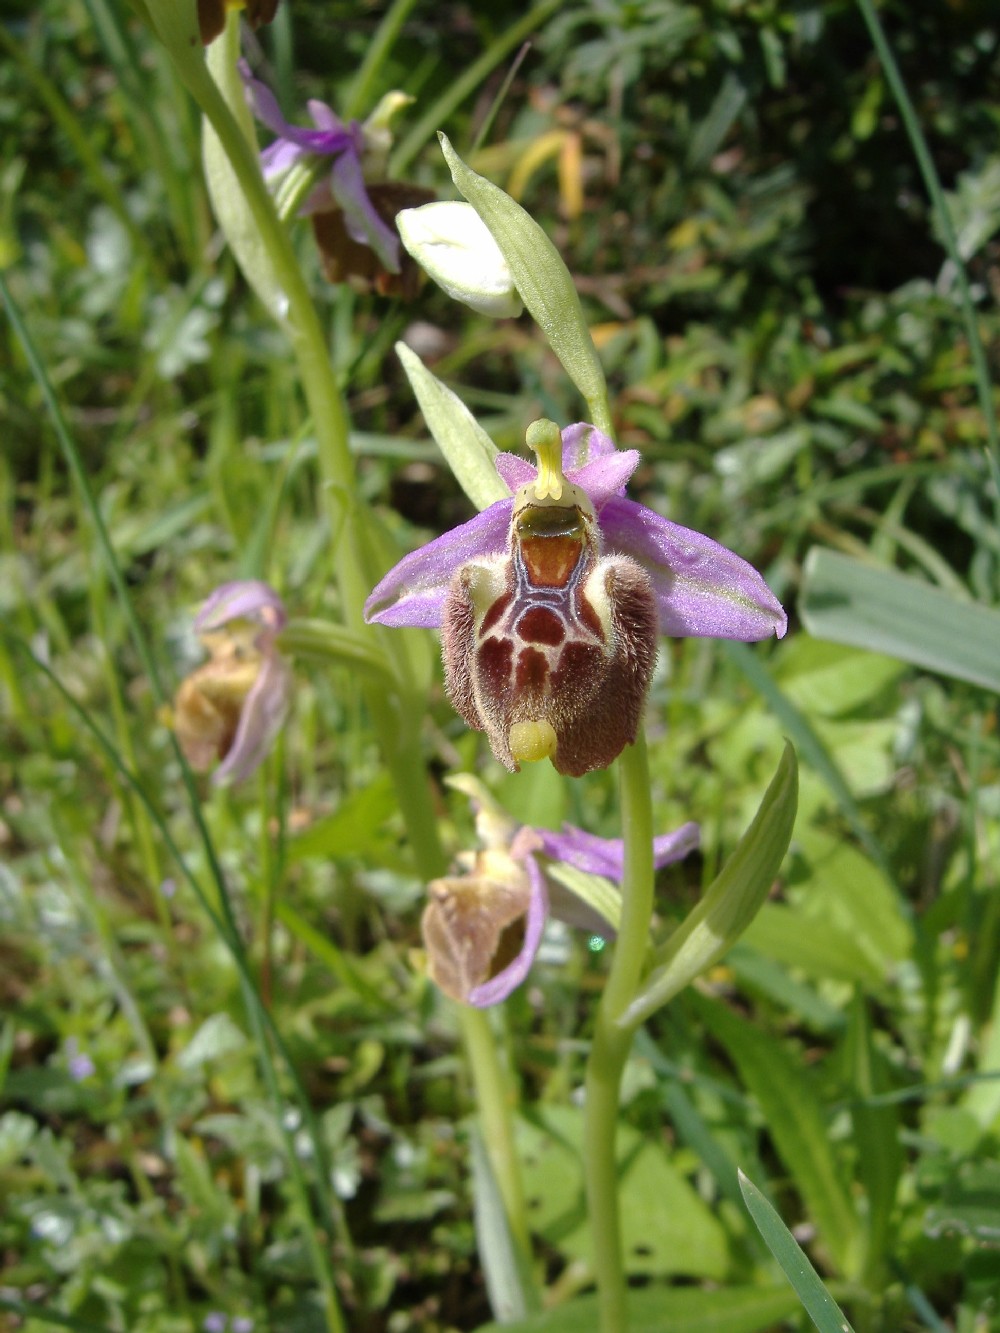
[172, 581, 291, 785]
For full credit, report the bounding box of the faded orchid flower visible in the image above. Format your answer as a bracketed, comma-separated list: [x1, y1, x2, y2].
[171, 581, 291, 785]
[197, 0, 277, 47]
[239, 63, 431, 295]
[423, 776, 699, 1006]
[365, 420, 786, 777]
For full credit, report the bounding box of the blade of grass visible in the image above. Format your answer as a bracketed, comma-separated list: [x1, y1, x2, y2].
[856, 0, 999, 474]
[738, 1170, 857, 1333]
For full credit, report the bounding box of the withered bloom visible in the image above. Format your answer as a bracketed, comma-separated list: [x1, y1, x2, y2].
[423, 777, 699, 1006]
[171, 581, 291, 784]
[365, 421, 786, 776]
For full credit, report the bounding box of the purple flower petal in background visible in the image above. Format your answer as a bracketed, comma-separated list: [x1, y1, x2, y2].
[239, 62, 400, 274]
[172, 580, 292, 786]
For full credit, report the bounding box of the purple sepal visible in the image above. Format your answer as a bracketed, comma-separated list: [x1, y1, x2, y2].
[329, 150, 401, 273]
[364, 499, 511, 627]
[214, 651, 292, 786]
[599, 496, 787, 640]
[467, 857, 549, 1007]
[195, 580, 287, 635]
[538, 820, 700, 879]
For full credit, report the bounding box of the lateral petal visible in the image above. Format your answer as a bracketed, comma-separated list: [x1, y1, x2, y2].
[364, 499, 512, 627]
[599, 496, 787, 641]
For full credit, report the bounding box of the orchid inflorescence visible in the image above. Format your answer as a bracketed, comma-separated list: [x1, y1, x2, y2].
[366, 418, 786, 777]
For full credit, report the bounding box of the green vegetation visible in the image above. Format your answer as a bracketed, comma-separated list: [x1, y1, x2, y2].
[2, 1, 1000, 1330]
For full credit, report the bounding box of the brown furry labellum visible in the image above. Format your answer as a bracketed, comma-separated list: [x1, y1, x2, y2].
[441, 434, 658, 777]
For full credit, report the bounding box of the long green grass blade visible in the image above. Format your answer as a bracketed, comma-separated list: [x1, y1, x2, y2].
[700, 998, 860, 1278]
[739, 1171, 856, 1333]
[800, 547, 1000, 692]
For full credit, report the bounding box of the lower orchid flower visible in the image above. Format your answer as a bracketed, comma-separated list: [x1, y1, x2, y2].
[365, 419, 786, 776]
[422, 776, 700, 1006]
[171, 581, 291, 785]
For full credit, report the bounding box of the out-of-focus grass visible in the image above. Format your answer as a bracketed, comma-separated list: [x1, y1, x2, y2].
[2, 1, 1000, 1330]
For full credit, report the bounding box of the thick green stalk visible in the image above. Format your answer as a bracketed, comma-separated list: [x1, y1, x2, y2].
[582, 731, 656, 1333]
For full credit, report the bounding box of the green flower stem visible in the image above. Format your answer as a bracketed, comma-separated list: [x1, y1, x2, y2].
[583, 730, 656, 1333]
[458, 1006, 540, 1309]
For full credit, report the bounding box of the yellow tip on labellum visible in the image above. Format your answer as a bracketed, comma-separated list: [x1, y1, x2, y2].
[525, 419, 565, 502]
[509, 719, 558, 764]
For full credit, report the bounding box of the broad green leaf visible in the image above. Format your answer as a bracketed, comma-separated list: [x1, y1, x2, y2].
[795, 832, 913, 973]
[395, 342, 508, 510]
[439, 135, 610, 427]
[740, 905, 885, 988]
[623, 743, 798, 1029]
[699, 997, 861, 1278]
[288, 775, 397, 862]
[475, 1283, 803, 1333]
[739, 1171, 856, 1333]
[470, 1128, 533, 1323]
[773, 638, 903, 718]
[203, 23, 286, 322]
[176, 1013, 247, 1071]
[518, 1107, 728, 1279]
[800, 547, 1000, 692]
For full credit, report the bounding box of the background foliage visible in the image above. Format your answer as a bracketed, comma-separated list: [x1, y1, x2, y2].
[2, 0, 1000, 1330]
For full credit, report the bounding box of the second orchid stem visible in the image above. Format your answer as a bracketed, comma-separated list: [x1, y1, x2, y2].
[583, 729, 655, 1333]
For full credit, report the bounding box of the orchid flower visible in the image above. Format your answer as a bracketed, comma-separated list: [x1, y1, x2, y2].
[239, 61, 402, 276]
[422, 777, 700, 1006]
[365, 420, 786, 776]
[172, 581, 291, 785]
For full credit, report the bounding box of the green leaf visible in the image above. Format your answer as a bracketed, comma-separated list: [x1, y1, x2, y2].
[699, 998, 861, 1278]
[287, 775, 397, 862]
[475, 1283, 803, 1333]
[395, 342, 508, 510]
[203, 23, 286, 321]
[470, 1128, 533, 1323]
[800, 547, 1000, 692]
[176, 1013, 247, 1071]
[739, 1171, 856, 1333]
[518, 1107, 728, 1279]
[439, 134, 610, 429]
[845, 996, 902, 1268]
[623, 742, 798, 1029]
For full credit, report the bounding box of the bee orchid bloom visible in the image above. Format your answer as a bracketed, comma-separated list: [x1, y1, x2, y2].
[423, 781, 700, 1006]
[365, 421, 786, 776]
[238, 61, 401, 275]
[172, 581, 291, 785]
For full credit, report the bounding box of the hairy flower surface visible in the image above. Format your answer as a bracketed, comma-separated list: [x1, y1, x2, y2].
[172, 581, 291, 785]
[422, 777, 699, 1006]
[240, 62, 402, 275]
[366, 421, 786, 775]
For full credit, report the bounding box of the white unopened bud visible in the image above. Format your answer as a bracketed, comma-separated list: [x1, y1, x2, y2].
[396, 201, 523, 318]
